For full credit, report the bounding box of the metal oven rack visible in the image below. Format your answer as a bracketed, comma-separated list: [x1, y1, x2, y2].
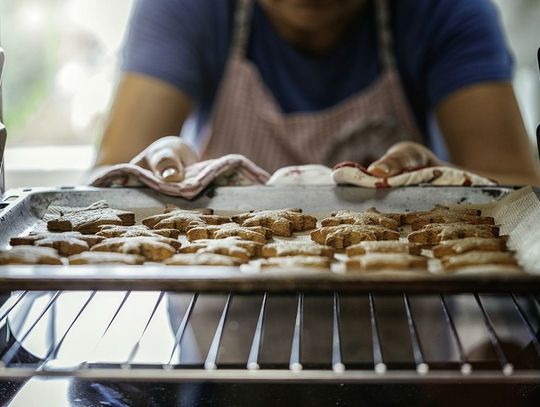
[1, 290, 539, 384]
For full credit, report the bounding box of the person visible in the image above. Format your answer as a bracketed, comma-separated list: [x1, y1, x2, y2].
[95, 0, 540, 185]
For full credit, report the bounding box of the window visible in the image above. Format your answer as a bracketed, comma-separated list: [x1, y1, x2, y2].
[1, 0, 133, 147]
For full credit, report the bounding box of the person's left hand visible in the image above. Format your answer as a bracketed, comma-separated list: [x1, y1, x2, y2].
[366, 141, 444, 177]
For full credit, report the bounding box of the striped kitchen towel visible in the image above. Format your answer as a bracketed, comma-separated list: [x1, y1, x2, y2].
[89, 154, 271, 199]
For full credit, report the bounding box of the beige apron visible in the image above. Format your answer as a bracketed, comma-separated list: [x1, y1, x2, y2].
[201, 0, 423, 173]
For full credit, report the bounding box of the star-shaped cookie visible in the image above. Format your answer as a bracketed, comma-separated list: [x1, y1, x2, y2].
[432, 237, 507, 258]
[187, 223, 272, 243]
[441, 251, 518, 271]
[90, 236, 178, 261]
[142, 208, 230, 232]
[311, 225, 400, 249]
[46, 201, 135, 234]
[232, 209, 317, 237]
[180, 237, 262, 263]
[408, 223, 499, 244]
[97, 225, 180, 239]
[10, 231, 104, 256]
[402, 205, 482, 225]
[261, 241, 334, 258]
[346, 253, 428, 271]
[164, 253, 242, 266]
[321, 208, 400, 230]
[346, 241, 422, 256]
[258, 255, 331, 269]
[0, 246, 63, 265]
[68, 251, 145, 265]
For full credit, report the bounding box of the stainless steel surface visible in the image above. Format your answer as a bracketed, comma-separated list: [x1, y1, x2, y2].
[1, 185, 539, 293]
[0, 291, 539, 383]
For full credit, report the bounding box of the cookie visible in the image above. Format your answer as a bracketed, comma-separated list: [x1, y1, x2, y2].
[97, 225, 180, 239]
[0, 246, 63, 265]
[408, 223, 499, 245]
[163, 205, 214, 215]
[179, 237, 262, 263]
[321, 208, 399, 230]
[10, 231, 104, 256]
[311, 225, 400, 249]
[441, 251, 518, 271]
[187, 223, 272, 243]
[232, 209, 317, 237]
[90, 236, 178, 261]
[142, 208, 230, 232]
[346, 253, 428, 271]
[261, 241, 334, 258]
[164, 253, 242, 266]
[259, 255, 331, 269]
[402, 205, 482, 225]
[432, 237, 507, 258]
[410, 213, 495, 231]
[47, 201, 135, 234]
[346, 241, 422, 256]
[68, 252, 145, 265]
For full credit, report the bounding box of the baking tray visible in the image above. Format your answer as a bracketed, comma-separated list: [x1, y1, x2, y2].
[0, 185, 539, 293]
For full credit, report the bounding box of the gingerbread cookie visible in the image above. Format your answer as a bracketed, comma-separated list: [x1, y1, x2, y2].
[163, 205, 213, 215]
[402, 205, 482, 225]
[10, 231, 104, 256]
[187, 223, 272, 243]
[408, 223, 499, 244]
[47, 201, 135, 234]
[311, 225, 399, 249]
[164, 253, 242, 266]
[142, 208, 230, 232]
[432, 237, 507, 258]
[261, 241, 334, 258]
[179, 237, 262, 263]
[346, 253, 428, 271]
[410, 213, 494, 231]
[68, 252, 145, 265]
[0, 246, 63, 265]
[232, 209, 317, 237]
[259, 255, 331, 269]
[346, 241, 422, 256]
[97, 225, 180, 239]
[90, 236, 178, 261]
[321, 208, 399, 230]
[441, 251, 518, 271]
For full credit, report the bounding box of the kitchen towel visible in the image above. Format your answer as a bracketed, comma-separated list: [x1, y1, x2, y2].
[332, 161, 497, 187]
[90, 156, 497, 199]
[89, 154, 271, 199]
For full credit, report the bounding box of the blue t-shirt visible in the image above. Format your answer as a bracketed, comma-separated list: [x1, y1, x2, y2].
[122, 0, 513, 158]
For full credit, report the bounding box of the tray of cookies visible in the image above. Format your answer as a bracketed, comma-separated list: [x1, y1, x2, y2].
[0, 184, 539, 293]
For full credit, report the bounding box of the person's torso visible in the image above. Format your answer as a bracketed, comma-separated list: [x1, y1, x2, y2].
[193, 0, 429, 142]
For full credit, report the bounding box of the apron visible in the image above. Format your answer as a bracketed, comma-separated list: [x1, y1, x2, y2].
[201, 0, 423, 173]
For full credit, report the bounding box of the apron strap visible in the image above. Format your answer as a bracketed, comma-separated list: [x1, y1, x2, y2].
[375, 0, 396, 71]
[231, 0, 254, 56]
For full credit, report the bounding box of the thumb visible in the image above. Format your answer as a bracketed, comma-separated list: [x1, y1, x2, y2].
[147, 150, 185, 182]
[367, 142, 437, 177]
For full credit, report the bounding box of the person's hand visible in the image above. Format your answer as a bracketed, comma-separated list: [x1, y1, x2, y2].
[130, 136, 199, 182]
[367, 141, 443, 177]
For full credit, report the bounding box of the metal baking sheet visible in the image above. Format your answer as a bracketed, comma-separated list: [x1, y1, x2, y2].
[0, 185, 539, 293]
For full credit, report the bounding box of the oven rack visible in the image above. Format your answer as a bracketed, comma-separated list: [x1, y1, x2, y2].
[0, 290, 539, 383]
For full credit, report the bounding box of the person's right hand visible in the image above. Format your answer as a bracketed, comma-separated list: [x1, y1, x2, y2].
[130, 136, 199, 182]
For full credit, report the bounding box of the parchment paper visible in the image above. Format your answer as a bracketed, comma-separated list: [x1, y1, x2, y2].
[450, 186, 540, 274]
